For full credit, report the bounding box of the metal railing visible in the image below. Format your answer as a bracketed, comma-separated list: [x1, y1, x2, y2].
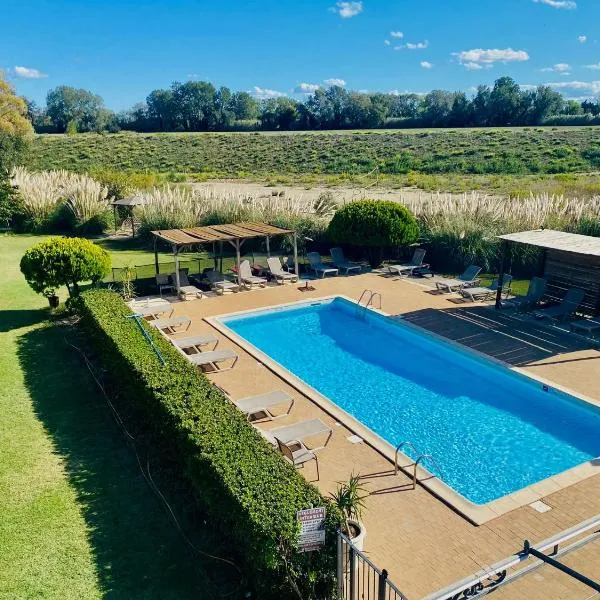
[338, 532, 408, 600]
[394, 441, 444, 489]
[357, 289, 382, 311]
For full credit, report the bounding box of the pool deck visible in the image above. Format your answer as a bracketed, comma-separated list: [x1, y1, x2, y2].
[140, 273, 600, 599]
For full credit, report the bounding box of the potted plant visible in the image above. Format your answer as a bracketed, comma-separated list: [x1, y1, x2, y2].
[44, 288, 59, 308]
[330, 473, 368, 551]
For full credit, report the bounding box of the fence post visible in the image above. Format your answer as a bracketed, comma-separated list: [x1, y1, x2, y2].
[378, 569, 388, 600]
[337, 533, 344, 599]
[349, 545, 356, 600]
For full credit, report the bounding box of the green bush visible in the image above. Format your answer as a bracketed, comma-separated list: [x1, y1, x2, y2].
[20, 236, 111, 297]
[327, 199, 419, 266]
[76, 289, 341, 599]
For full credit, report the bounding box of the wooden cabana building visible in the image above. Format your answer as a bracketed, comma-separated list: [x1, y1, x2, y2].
[495, 229, 600, 315]
[151, 222, 298, 289]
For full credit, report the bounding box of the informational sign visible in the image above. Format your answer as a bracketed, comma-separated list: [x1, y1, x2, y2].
[297, 507, 326, 552]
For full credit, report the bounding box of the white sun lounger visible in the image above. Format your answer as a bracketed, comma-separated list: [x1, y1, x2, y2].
[277, 438, 320, 481]
[135, 302, 173, 319]
[150, 316, 192, 334]
[259, 418, 332, 449]
[307, 252, 338, 278]
[386, 248, 429, 277]
[267, 257, 298, 284]
[240, 260, 267, 288]
[186, 349, 239, 372]
[459, 274, 513, 302]
[234, 390, 295, 422]
[170, 271, 203, 300]
[206, 270, 240, 295]
[435, 265, 482, 293]
[171, 334, 218, 353]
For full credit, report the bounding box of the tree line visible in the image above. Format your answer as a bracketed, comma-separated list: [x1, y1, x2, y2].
[27, 76, 600, 134]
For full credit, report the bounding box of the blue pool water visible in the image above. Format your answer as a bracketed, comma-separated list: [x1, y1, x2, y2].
[221, 298, 600, 504]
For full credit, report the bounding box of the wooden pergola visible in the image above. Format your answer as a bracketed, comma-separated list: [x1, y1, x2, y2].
[495, 229, 600, 315]
[151, 222, 298, 289]
[112, 195, 146, 238]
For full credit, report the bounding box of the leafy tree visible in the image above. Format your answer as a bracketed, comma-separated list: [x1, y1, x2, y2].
[422, 90, 455, 126]
[20, 237, 111, 297]
[146, 89, 177, 131]
[471, 85, 491, 126]
[582, 99, 600, 116]
[488, 77, 525, 126]
[45, 85, 106, 133]
[0, 73, 32, 227]
[528, 85, 564, 124]
[228, 91, 259, 120]
[327, 200, 419, 266]
[564, 99, 583, 116]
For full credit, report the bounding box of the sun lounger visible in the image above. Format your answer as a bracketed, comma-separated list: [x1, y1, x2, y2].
[205, 270, 240, 295]
[534, 287, 585, 322]
[307, 252, 338, 278]
[171, 334, 218, 353]
[459, 274, 513, 302]
[150, 316, 192, 334]
[570, 319, 600, 338]
[233, 390, 294, 422]
[260, 418, 332, 449]
[267, 257, 299, 284]
[502, 276, 546, 312]
[186, 349, 239, 372]
[156, 274, 175, 297]
[435, 265, 482, 293]
[386, 248, 429, 277]
[240, 260, 267, 288]
[135, 302, 173, 319]
[330, 248, 362, 275]
[277, 438, 320, 480]
[170, 271, 203, 300]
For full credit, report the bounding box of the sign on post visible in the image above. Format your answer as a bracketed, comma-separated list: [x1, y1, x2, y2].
[297, 507, 326, 552]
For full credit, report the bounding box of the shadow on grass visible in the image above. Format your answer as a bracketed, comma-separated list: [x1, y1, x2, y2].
[17, 324, 241, 599]
[0, 308, 48, 332]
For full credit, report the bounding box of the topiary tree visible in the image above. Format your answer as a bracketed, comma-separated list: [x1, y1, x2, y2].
[327, 199, 420, 267]
[20, 236, 111, 301]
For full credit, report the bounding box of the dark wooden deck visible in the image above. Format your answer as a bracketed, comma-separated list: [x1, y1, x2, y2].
[398, 306, 594, 366]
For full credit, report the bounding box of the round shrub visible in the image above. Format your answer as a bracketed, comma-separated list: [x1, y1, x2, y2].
[327, 199, 419, 266]
[20, 236, 111, 298]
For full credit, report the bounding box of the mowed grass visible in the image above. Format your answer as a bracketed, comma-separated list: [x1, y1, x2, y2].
[27, 127, 600, 180]
[0, 234, 234, 599]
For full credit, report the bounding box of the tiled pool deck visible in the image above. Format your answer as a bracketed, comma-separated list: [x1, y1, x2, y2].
[143, 273, 600, 598]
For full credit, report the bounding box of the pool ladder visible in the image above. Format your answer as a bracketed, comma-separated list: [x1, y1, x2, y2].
[357, 289, 382, 312]
[394, 441, 445, 490]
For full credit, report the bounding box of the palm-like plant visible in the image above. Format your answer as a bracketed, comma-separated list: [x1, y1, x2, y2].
[330, 473, 368, 539]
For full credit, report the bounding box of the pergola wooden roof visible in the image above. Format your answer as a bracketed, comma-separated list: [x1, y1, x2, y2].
[151, 222, 298, 291]
[152, 222, 294, 247]
[497, 229, 600, 258]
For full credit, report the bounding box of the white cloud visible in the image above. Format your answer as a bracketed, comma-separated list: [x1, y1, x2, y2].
[404, 41, 429, 50]
[578, 35, 587, 43]
[324, 78, 346, 86]
[541, 63, 571, 73]
[545, 80, 600, 94]
[295, 82, 320, 94]
[390, 31, 404, 39]
[330, 1, 363, 18]
[384, 39, 391, 46]
[454, 48, 530, 69]
[420, 61, 433, 69]
[12, 65, 47, 79]
[584, 63, 600, 70]
[533, 0, 576, 8]
[251, 86, 286, 99]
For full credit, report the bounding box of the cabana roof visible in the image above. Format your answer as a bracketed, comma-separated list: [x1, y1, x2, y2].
[497, 229, 600, 258]
[112, 194, 147, 207]
[152, 222, 293, 247]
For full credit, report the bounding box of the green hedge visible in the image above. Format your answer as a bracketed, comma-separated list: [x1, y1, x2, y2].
[76, 289, 340, 598]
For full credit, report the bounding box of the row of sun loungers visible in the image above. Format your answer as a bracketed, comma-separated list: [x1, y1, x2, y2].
[146, 312, 329, 479]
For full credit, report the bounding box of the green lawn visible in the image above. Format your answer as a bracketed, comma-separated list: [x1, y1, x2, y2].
[0, 234, 235, 599]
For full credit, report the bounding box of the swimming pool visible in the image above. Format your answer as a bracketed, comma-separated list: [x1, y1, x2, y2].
[218, 297, 600, 506]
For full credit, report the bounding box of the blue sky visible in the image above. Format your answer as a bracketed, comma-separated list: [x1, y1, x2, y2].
[2, 0, 599, 110]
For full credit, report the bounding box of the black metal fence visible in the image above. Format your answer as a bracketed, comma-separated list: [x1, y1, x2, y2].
[337, 532, 407, 600]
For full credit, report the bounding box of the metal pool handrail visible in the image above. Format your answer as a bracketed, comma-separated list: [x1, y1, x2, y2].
[357, 289, 382, 311]
[413, 454, 445, 490]
[394, 440, 420, 475]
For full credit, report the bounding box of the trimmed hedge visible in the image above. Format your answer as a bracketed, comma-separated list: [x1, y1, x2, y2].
[76, 289, 340, 598]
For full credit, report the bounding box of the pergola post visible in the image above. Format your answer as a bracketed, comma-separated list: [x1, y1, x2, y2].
[153, 236, 160, 275]
[212, 242, 217, 270]
[219, 241, 223, 274]
[266, 236, 271, 258]
[293, 232, 299, 277]
[113, 205, 118, 234]
[131, 207, 136, 238]
[235, 239, 242, 287]
[495, 240, 509, 309]
[173, 245, 181, 291]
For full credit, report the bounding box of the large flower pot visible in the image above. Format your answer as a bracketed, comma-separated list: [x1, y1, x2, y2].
[348, 519, 367, 551]
[47, 295, 59, 308]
